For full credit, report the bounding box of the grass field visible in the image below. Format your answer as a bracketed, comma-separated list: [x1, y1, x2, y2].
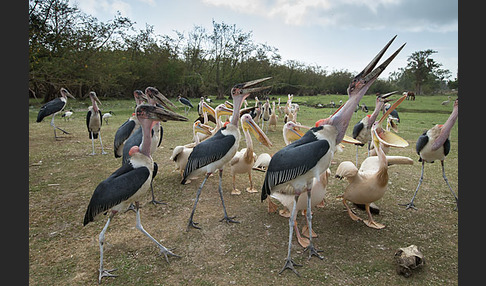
[29, 93, 458, 285]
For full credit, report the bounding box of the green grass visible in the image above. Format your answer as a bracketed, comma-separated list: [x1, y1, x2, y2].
[29, 93, 458, 285]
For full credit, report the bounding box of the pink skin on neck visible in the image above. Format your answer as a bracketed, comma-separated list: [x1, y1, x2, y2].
[431, 101, 458, 151]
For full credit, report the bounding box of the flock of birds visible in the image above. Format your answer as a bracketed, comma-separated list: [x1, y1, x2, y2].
[35, 36, 458, 282]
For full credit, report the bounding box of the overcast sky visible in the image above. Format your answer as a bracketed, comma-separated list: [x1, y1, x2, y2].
[70, 0, 458, 80]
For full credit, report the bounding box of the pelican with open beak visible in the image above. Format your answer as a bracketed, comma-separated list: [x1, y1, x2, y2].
[336, 94, 411, 229]
[230, 113, 272, 195]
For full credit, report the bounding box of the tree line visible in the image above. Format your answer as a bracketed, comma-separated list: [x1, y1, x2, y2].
[29, 0, 457, 103]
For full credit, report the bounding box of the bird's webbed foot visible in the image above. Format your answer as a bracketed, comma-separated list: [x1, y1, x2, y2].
[279, 258, 302, 276]
[99, 268, 118, 283]
[304, 244, 324, 260]
[398, 201, 418, 210]
[219, 215, 239, 224]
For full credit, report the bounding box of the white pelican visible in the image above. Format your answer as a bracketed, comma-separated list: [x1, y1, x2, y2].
[229, 114, 272, 195]
[336, 94, 412, 229]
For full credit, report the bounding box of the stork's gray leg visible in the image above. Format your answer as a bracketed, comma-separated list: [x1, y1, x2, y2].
[304, 188, 323, 260]
[399, 161, 425, 210]
[150, 181, 166, 205]
[441, 160, 458, 211]
[217, 169, 239, 224]
[355, 145, 359, 166]
[50, 114, 69, 139]
[98, 213, 117, 283]
[90, 133, 96, 155]
[279, 194, 302, 276]
[135, 202, 180, 262]
[98, 133, 107, 155]
[187, 173, 210, 231]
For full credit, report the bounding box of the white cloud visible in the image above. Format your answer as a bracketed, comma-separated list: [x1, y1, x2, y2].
[201, 0, 457, 32]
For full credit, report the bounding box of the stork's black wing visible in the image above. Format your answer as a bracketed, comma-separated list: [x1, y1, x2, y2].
[83, 163, 150, 225]
[122, 127, 143, 165]
[261, 127, 330, 201]
[114, 119, 137, 158]
[182, 127, 235, 183]
[416, 131, 429, 157]
[36, 98, 66, 122]
[352, 121, 365, 146]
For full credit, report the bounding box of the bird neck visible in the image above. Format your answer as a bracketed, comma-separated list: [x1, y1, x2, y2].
[330, 95, 362, 144]
[90, 97, 99, 112]
[368, 101, 383, 125]
[431, 104, 458, 151]
[230, 94, 246, 127]
[139, 119, 154, 157]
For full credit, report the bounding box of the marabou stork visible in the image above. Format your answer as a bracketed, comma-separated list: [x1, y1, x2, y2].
[36, 88, 75, 139]
[400, 99, 458, 210]
[83, 104, 187, 283]
[182, 77, 272, 231]
[336, 95, 412, 229]
[178, 95, 193, 115]
[261, 36, 405, 276]
[352, 91, 397, 165]
[122, 87, 183, 204]
[86, 91, 107, 155]
[229, 114, 272, 195]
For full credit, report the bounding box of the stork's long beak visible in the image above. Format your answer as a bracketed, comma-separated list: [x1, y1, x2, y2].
[372, 94, 408, 148]
[61, 88, 75, 99]
[136, 104, 188, 122]
[350, 36, 406, 93]
[242, 115, 273, 148]
[92, 93, 102, 106]
[145, 87, 177, 111]
[239, 77, 272, 94]
[379, 90, 398, 100]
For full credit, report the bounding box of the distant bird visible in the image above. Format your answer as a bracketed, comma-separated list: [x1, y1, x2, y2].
[268, 101, 278, 132]
[86, 91, 107, 155]
[178, 95, 193, 115]
[352, 91, 396, 165]
[261, 35, 404, 275]
[441, 96, 452, 106]
[36, 88, 75, 139]
[182, 77, 271, 231]
[61, 110, 73, 121]
[83, 104, 187, 283]
[102, 111, 114, 124]
[229, 114, 272, 195]
[400, 99, 458, 210]
[336, 95, 411, 229]
[261, 99, 271, 132]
